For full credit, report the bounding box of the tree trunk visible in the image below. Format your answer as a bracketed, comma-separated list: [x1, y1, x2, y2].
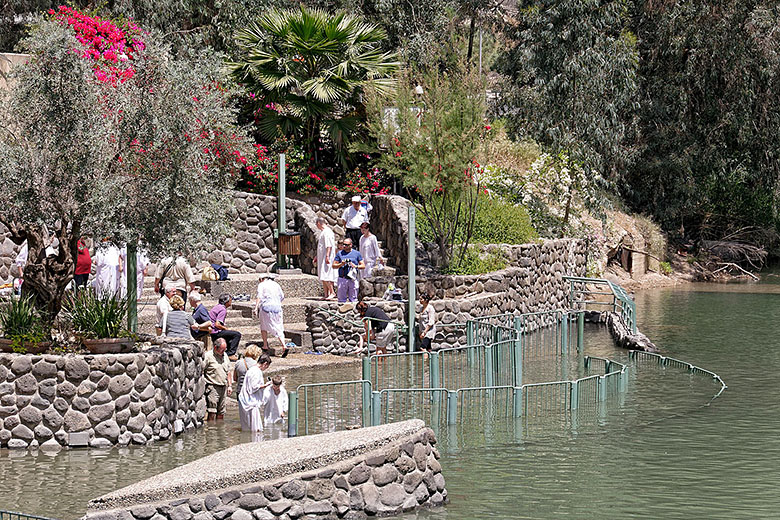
[467, 17, 476, 63]
[19, 222, 79, 322]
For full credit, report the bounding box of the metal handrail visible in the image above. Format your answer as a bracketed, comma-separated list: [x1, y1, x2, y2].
[564, 276, 637, 333]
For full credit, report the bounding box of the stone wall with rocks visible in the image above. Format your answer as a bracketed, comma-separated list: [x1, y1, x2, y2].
[308, 239, 586, 355]
[85, 420, 446, 520]
[0, 339, 204, 449]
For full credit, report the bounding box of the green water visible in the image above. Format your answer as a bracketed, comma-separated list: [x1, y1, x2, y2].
[2, 283, 778, 519]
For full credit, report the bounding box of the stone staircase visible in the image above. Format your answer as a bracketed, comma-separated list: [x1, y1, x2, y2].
[136, 273, 323, 354]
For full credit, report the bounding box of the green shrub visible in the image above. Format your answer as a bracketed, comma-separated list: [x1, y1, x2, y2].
[418, 196, 537, 246]
[659, 261, 673, 275]
[472, 197, 538, 244]
[0, 296, 50, 350]
[443, 247, 508, 275]
[63, 291, 129, 339]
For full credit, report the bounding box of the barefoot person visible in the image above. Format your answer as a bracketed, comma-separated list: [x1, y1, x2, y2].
[254, 273, 288, 356]
[356, 301, 396, 355]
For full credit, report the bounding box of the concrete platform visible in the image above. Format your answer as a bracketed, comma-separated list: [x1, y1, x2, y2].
[87, 419, 427, 511]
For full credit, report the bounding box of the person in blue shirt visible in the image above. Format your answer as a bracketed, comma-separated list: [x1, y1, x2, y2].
[188, 292, 213, 341]
[332, 238, 365, 302]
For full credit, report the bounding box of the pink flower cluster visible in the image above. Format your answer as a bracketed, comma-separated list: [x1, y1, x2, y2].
[49, 6, 145, 85]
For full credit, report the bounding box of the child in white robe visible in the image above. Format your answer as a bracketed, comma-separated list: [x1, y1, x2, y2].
[263, 376, 288, 424]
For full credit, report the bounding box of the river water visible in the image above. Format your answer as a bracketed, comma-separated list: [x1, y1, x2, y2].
[3, 282, 779, 519]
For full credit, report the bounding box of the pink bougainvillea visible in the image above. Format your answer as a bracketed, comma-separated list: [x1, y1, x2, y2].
[49, 5, 145, 85]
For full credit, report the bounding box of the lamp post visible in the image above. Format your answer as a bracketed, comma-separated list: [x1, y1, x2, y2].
[407, 205, 416, 351]
[276, 153, 286, 271]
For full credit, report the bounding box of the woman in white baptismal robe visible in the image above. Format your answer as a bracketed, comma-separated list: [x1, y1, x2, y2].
[238, 362, 270, 432]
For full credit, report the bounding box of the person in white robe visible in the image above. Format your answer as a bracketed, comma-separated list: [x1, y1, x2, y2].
[359, 222, 384, 279]
[238, 355, 271, 432]
[263, 376, 288, 424]
[91, 241, 122, 297]
[119, 246, 150, 300]
[254, 273, 287, 355]
[315, 217, 338, 300]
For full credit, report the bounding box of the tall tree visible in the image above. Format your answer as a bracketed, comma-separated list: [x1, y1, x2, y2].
[365, 66, 488, 269]
[230, 7, 399, 167]
[0, 8, 250, 319]
[497, 0, 639, 180]
[624, 1, 780, 238]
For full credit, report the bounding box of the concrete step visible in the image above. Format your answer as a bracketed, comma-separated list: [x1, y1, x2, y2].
[284, 322, 313, 350]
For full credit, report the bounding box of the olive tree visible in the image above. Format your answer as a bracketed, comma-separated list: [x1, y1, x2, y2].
[0, 13, 250, 319]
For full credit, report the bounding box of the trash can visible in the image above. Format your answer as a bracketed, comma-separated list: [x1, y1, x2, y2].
[278, 231, 301, 256]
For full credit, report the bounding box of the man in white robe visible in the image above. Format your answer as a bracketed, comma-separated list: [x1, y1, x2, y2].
[92, 241, 122, 297]
[315, 217, 337, 300]
[238, 355, 271, 432]
[254, 273, 287, 355]
[263, 376, 288, 424]
[119, 246, 150, 300]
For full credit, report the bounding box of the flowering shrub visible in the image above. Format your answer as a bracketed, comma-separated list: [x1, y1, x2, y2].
[49, 6, 145, 85]
[342, 166, 390, 195]
[238, 137, 328, 195]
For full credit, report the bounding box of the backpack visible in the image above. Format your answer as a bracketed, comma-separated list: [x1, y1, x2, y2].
[201, 265, 219, 281]
[212, 263, 229, 281]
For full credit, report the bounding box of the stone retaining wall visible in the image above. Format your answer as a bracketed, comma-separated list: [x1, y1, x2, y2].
[308, 239, 586, 355]
[0, 339, 204, 449]
[85, 420, 446, 520]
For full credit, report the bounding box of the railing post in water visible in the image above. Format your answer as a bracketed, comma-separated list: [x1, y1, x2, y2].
[466, 321, 475, 365]
[570, 381, 578, 410]
[430, 351, 440, 389]
[447, 391, 458, 425]
[361, 381, 371, 427]
[598, 376, 606, 402]
[577, 311, 584, 352]
[512, 387, 523, 417]
[287, 391, 298, 437]
[362, 356, 371, 384]
[620, 369, 628, 393]
[584, 356, 591, 369]
[561, 311, 568, 354]
[485, 346, 494, 387]
[371, 391, 382, 426]
[513, 330, 523, 388]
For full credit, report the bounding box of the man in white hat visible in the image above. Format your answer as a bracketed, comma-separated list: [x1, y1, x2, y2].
[340, 195, 370, 247]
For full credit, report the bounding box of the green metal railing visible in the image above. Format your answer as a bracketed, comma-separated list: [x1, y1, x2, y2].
[629, 350, 728, 398]
[564, 276, 637, 333]
[289, 309, 628, 436]
[0, 512, 57, 520]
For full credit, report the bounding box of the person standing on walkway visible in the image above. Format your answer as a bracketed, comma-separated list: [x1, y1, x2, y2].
[332, 238, 364, 303]
[203, 338, 233, 421]
[154, 254, 196, 303]
[418, 293, 436, 353]
[238, 353, 272, 432]
[359, 222, 384, 279]
[254, 273, 288, 356]
[73, 237, 91, 290]
[315, 217, 338, 300]
[340, 195, 369, 247]
[209, 293, 243, 360]
[92, 239, 122, 296]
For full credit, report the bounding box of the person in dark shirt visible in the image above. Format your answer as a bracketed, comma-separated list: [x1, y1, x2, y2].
[356, 300, 396, 354]
[188, 292, 213, 341]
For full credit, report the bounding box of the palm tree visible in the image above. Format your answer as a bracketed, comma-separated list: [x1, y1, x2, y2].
[231, 7, 399, 166]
